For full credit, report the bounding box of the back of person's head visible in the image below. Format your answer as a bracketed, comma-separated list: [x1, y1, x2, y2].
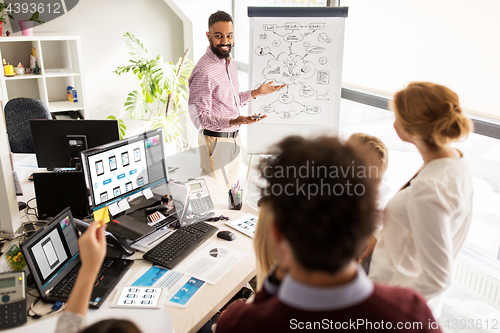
[347, 133, 388, 182]
[208, 10, 233, 28]
[253, 200, 278, 290]
[393, 82, 472, 148]
[79, 319, 141, 333]
[258, 136, 377, 274]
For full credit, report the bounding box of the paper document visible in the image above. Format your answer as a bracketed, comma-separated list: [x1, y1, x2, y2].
[226, 213, 258, 238]
[175, 242, 248, 285]
[108, 202, 121, 216]
[112, 286, 166, 309]
[131, 227, 173, 252]
[13, 154, 38, 180]
[142, 188, 154, 199]
[118, 199, 131, 211]
[131, 266, 204, 308]
[13, 154, 38, 169]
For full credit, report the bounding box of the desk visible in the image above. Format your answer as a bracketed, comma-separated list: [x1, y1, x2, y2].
[11, 150, 257, 333]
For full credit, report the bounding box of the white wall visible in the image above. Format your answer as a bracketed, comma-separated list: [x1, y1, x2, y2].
[4, 0, 184, 135]
[165, 0, 232, 63]
[341, 0, 500, 120]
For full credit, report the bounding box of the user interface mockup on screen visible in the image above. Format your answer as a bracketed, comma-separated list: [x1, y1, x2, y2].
[22, 208, 80, 292]
[81, 129, 167, 211]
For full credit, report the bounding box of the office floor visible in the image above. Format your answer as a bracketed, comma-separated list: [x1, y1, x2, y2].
[238, 98, 500, 332]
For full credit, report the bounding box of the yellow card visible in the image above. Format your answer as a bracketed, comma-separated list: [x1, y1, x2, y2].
[93, 207, 110, 227]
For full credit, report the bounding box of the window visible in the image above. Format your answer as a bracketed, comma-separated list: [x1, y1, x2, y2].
[339, 99, 500, 260]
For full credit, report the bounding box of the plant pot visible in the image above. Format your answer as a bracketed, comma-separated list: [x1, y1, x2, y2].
[18, 21, 33, 36]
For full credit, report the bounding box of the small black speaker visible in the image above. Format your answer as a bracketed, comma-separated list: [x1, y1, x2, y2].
[33, 172, 90, 219]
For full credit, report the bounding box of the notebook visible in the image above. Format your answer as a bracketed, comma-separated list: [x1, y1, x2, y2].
[21, 207, 133, 308]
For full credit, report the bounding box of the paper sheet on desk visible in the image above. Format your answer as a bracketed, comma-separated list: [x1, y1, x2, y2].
[13, 154, 38, 180]
[131, 266, 204, 308]
[175, 242, 248, 285]
[13, 154, 38, 168]
[131, 227, 173, 252]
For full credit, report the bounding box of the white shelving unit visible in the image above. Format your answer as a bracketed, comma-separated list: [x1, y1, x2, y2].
[0, 35, 87, 119]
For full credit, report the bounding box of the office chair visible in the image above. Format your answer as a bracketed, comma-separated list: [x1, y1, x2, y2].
[4, 97, 51, 153]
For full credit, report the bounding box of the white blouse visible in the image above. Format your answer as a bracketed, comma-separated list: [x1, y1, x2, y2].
[369, 155, 473, 318]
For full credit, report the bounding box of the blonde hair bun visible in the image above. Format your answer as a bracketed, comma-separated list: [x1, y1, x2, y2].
[394, 82, 473, 148]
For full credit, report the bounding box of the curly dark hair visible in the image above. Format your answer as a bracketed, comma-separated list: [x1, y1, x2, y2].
[208, 10, 233, 28]
[258, 136, 377, 274]
[79, 319, 141, 333]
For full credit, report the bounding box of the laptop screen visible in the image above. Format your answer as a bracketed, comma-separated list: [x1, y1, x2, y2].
[21, 208, 80, 295]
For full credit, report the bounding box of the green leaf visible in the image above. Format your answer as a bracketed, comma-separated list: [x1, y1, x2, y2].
[124, 91, 148, 119]
[106, 115, 127, 139]
[29, 12, 39, 21]
[177, 89, 189, 111]
[153, 56, 178, 93]
[176, 58, 194, 87]
[150, 114, 182, 143]
[28, 11, 44, 24]
[124, 32, 149, 62]
[140, 70, 158, 105]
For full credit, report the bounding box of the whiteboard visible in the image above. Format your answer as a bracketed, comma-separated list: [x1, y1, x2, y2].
[247, 7, 347, 154]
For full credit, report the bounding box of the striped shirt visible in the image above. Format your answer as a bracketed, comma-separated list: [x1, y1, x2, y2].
[188, 47, 253, 132]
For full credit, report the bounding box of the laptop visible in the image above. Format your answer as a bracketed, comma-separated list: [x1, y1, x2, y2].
[21, 207, 133, 308]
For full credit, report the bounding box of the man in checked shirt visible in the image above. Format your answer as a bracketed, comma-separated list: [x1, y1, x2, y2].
[189, 10, 286, 187]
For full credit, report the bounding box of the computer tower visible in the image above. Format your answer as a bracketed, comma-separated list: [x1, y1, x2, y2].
[33, 172, 91, 219]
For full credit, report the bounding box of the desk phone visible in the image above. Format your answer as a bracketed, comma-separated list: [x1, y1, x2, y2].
[0, 271, 26, 329]
[184, 178, 214, 214]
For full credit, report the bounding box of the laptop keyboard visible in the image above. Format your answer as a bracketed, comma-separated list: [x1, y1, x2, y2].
[143, 221, 218, 269]
[50, 258, 114, 298]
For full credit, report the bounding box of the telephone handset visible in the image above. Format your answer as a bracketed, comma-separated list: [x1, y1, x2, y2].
[184, 178, 214, 215]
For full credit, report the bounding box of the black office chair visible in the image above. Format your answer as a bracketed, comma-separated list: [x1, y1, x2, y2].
[4, 97, 52, 153]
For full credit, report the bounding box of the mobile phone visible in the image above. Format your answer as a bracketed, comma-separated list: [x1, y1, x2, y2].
[252, 114, 262, 119]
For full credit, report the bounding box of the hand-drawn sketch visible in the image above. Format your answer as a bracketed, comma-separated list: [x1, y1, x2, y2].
[250, 17, 341, 125]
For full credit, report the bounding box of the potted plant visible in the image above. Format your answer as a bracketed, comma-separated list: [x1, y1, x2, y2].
[0, 3, 14, 36]
[19, 11, 44, 36]
[109, 32, 193, 152]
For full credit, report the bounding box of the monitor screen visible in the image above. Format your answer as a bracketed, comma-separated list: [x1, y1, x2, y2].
[30, 120, 120, 168]
[81, 128, 168, 211]
[21, 207, 80, 293]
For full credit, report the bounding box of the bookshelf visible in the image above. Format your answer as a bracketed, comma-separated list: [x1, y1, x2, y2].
[0, 35, 87, 119]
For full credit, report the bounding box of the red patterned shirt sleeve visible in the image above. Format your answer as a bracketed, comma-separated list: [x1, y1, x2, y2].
[239, 90, 253, 107]
[189, 68, 231, 131]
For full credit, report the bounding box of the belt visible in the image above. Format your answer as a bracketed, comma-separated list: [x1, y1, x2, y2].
[202, 129, 239, 138]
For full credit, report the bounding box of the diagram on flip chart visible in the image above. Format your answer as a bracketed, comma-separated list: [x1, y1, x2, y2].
[250, 17, 342, 125]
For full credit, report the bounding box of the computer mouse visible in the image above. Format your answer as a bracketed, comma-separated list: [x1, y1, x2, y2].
[217, 230, 236, 241]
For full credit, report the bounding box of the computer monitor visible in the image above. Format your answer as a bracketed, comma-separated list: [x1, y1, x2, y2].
[30, 119, 120, 169]
[80, 128, 168, 212]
